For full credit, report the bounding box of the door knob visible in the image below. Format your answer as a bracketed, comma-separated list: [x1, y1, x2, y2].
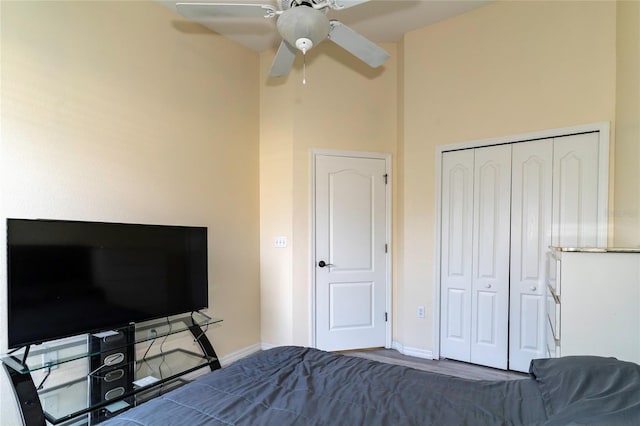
[318, 260, 334, 268]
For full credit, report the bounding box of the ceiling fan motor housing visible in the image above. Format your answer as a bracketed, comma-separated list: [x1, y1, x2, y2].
[277, 5, 330, 53]
[281, 0, 318, 10]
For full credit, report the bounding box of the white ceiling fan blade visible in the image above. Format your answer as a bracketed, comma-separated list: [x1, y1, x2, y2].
[328, 0, 371, 10]
[328, 20, 389, 68]
[176, 3, 277, 20]
[269, 40, 297, 77]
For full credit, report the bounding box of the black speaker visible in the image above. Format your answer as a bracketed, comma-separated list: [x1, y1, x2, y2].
[88, 326, 135, 424]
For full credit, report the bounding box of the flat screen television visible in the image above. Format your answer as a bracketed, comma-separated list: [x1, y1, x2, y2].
[7, 218, 209, 349]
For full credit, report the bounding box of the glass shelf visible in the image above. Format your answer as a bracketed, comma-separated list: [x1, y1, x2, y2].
[39, 348, 215, 425]
[1, 312, 222, 374]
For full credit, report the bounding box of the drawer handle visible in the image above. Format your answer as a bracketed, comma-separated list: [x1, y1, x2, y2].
[485, 284, 492, 289]
[530, 286, 537, 291]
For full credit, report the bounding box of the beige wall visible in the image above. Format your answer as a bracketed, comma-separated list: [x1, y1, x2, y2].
[259, 52, 295, 346]
[259, 42, 398, 346]
[614, 0, 640, 247]
[400, 0, 617, 352]
[0, 1, 260, 423]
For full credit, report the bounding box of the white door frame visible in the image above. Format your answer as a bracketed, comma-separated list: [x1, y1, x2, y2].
[310, 149, 392, 349]
[433, 122, 610, 360]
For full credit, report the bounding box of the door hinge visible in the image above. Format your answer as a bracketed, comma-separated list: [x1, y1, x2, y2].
[385, 312, 388, 322]
[385, 243, 388, 253]
[383, 174, 388, 184]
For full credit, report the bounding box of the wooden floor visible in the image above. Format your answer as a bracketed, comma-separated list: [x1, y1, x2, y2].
[338, 348, 527, 381]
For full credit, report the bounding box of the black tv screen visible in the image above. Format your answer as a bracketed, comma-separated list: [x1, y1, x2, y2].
[7, 218, 208, 349]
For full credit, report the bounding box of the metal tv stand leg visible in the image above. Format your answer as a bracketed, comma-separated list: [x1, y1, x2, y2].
[188, 325, 222, 371]
[2, 362, 46, 426]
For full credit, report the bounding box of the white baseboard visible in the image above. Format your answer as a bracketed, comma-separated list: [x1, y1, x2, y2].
[260, 342, 277, 350]
[219, 343, 262, 367]
[391, 341, 434, 360]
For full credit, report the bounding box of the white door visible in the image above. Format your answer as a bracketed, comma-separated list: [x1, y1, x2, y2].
[470, 145, 512, 369]
[552, 133, 600, 248]
[440, 149, 474, 362]
[509, 139, 553, 372]
[314, 154, 388, 351]
[440, 145, 511, 368]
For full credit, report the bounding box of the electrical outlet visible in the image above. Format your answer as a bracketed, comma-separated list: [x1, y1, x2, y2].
[416, 305, 425, 318]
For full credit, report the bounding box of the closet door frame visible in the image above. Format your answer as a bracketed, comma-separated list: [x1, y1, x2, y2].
[434, 122, 609, 361]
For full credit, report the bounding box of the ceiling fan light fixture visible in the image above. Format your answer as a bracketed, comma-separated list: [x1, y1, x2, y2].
[295, 38, 313, 53]
[277, 6, 330, 53]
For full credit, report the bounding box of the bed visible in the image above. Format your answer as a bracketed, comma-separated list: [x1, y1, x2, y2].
[102, 346, 640, 425]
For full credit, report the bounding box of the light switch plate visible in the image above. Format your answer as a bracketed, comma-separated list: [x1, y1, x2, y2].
[274, 236, 288, 248]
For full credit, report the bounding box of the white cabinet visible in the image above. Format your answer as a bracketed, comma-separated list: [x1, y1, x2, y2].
[546, 250, 640, 364]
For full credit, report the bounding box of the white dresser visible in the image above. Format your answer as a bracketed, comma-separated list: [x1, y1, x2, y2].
[546, 248, 640, 364]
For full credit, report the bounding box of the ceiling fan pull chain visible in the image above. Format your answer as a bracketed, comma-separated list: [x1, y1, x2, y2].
[303, 52, 307, 85]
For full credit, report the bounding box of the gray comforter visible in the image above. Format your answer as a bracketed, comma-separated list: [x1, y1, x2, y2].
[103, 346, 640, 425]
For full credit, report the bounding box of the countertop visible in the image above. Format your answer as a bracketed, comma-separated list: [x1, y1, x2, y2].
[550, 246, 640, 253]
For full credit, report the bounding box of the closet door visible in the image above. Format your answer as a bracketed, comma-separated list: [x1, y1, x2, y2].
[439, 129, 606, 370]
[552, 133, 600, 247]
[509, 139, 553, 372]
[440, 149, 474, 362]
[470, 145, 511, 369]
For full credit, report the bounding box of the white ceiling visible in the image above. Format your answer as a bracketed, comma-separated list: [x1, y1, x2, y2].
[159, 0, 491, 52]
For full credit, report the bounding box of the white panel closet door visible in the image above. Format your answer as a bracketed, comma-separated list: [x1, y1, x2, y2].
[509, 139, 553, 372]
[439, 129, 606, 370]
[440, 149, 474, 362]
[470, 145, 512, 369]
[552, 133, 600, 248]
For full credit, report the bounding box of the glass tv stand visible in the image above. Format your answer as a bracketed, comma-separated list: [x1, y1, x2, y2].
[2, 312, 222, 425]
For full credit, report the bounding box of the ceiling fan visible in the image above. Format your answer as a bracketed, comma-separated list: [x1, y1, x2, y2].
[176, 1, 390, 77]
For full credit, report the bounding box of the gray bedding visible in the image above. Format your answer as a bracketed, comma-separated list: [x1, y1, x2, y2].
[103, 346, 640, 425]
